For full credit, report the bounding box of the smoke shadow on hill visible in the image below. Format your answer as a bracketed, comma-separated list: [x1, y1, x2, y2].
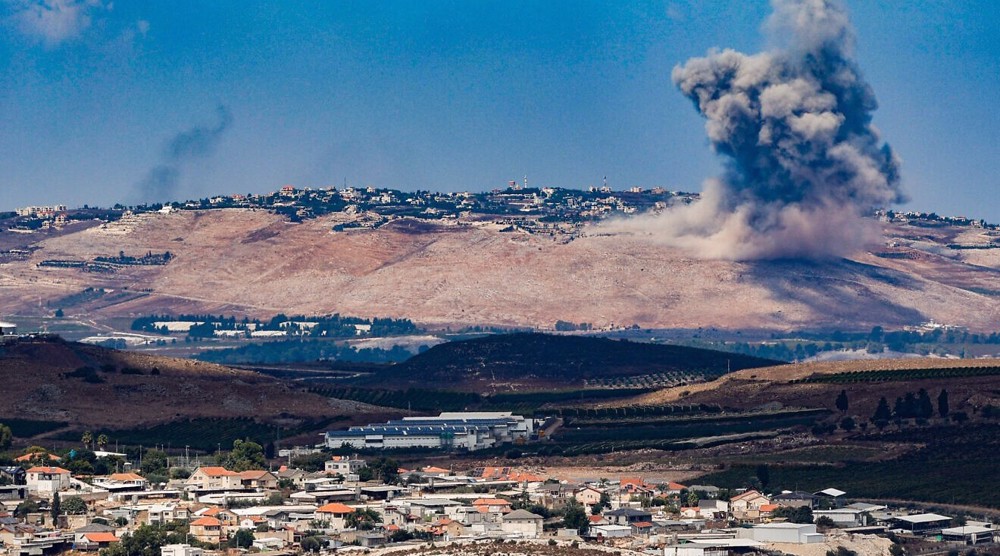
[741, 257, 927, 327]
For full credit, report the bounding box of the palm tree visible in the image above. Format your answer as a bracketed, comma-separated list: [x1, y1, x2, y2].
[96, 434, 109, 450]
[81, 431, 93, 450]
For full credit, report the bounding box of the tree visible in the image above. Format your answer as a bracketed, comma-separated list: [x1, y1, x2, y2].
[755, 464, 770, 490]
[0, 423, 11, 451]
[14, 500, 38, 518]
[229, 529, 255, 549]
[835, 390, 849, 413]
[62, 496, 88, 515]
[872, 397, 892, 422]
[81, 431, 93, 450]
[97, 434, 109, 450]
[687, 491, 699, 507]
[51, 492, 61, 520]
[360, 457, 400, 485]
[563, 502, 589, 534]
[839, 416, 856, 432]
[345, 508, 382, 530]
[219, 439, 266, 472]
[938, 389, 949, 418]
[300, 536, 322, 553]
[917, 389, 933, 419]
[774, 506, 813, 524]
[100, 523, 190, 556]
[140, 449, 168, 476]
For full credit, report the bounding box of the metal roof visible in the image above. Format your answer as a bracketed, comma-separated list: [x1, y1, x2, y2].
[895, 513, 951, 524]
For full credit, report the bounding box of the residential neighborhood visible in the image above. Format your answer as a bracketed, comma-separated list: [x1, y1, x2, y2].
[0, 442, 996, 556]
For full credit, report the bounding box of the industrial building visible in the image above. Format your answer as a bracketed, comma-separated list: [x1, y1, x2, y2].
[324, 412, 533, 451]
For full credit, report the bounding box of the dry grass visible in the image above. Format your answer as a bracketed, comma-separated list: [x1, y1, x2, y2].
[0, 337, 389, 429]
[0, 209, 999, 332]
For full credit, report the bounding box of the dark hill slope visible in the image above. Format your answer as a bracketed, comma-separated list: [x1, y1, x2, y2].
[0, 336, 390, 433]
[361, 333, 782, 390]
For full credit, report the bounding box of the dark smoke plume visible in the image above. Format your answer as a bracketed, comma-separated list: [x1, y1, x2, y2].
[613, 0, 904, 260]
[135, 106, 233, 203]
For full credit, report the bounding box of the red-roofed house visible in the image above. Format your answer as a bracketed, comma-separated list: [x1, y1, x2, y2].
[93, 473, 147, 492]
[15, 453, 61, 463]
[83, 532, 119, 547]
[430, 517, 466, 539]
[25, 467, 71, 493]
[316, 503, 356, 530]
[471, 498, 512, 514]
[731, 490, 771, 520]
[190, 516, 224, 543]
[187, 467, 241, 490]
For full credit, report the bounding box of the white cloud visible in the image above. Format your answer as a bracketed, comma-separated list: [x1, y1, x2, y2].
[4, 0, 107, 47]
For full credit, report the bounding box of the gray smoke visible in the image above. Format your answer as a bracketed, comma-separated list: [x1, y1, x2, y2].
[135, 106, 233, 203]
[614, 0, 904, 260]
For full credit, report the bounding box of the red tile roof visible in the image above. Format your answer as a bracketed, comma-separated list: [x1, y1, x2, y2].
[196, 466, 238, 477]
[108, 473, 145, 481]
[191, 517, 221, 527]
[316, 503, 354, 515]
[84, 533, 119, 543]
[26, 466, 70, 474]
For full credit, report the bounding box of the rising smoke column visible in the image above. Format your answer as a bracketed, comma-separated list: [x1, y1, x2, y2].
[636, 0, 904, 260]
[134, 105, 233, 203]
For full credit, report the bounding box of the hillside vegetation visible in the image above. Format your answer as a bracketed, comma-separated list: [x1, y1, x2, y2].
[0, 336, 395, 437]
[355, 333, 782, 390]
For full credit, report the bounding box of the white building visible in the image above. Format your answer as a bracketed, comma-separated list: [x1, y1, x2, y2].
[324, 456, 366, 476]
[325, 412, 533, 451]
[25, 467, 71, 494]
[739, 523, 825, 544]
[501, 510, 543, 538]
[591, 525, 633, 539]
[161, 544, 203, 556]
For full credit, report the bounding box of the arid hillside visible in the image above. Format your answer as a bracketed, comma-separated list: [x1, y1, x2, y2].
[0, 336, 388, 430]
[2, 208, 999, 331]
[617, 356, 1000, 418]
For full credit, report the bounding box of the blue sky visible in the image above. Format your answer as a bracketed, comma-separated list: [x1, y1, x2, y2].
[1, 1, 998, 221]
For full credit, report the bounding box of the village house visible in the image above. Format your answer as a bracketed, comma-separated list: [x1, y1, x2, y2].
[574, 486, 605, 508]
[237, 470, 278, 490]
[275, 467, 307, 488]
[500, 509, 543, 538]
[324, 456, 366, 477]
[772, 491, 819, 509]
[604, 507, 652, 526]
[188, 516, 225, 544]
[144, 504, 190, 526]
[25, 467, 72, 494]
[730, 490, 771, 520]
[93, 473, 148, 493]
[315, 502, 356, 530]
[74, 523, 119, 551]
[186, 467, 242, 491]
[429, 517, 466, 540]
[471, 498, 512, 515]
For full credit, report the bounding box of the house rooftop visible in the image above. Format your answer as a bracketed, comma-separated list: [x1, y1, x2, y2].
[895, 513, 951, 524]
[504, 509, 543, 520]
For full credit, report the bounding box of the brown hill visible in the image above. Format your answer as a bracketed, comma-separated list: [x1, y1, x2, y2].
[617, 357, 1000, 418]
[2, 209, 1000, 331]
[0, 336, 387, 430]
